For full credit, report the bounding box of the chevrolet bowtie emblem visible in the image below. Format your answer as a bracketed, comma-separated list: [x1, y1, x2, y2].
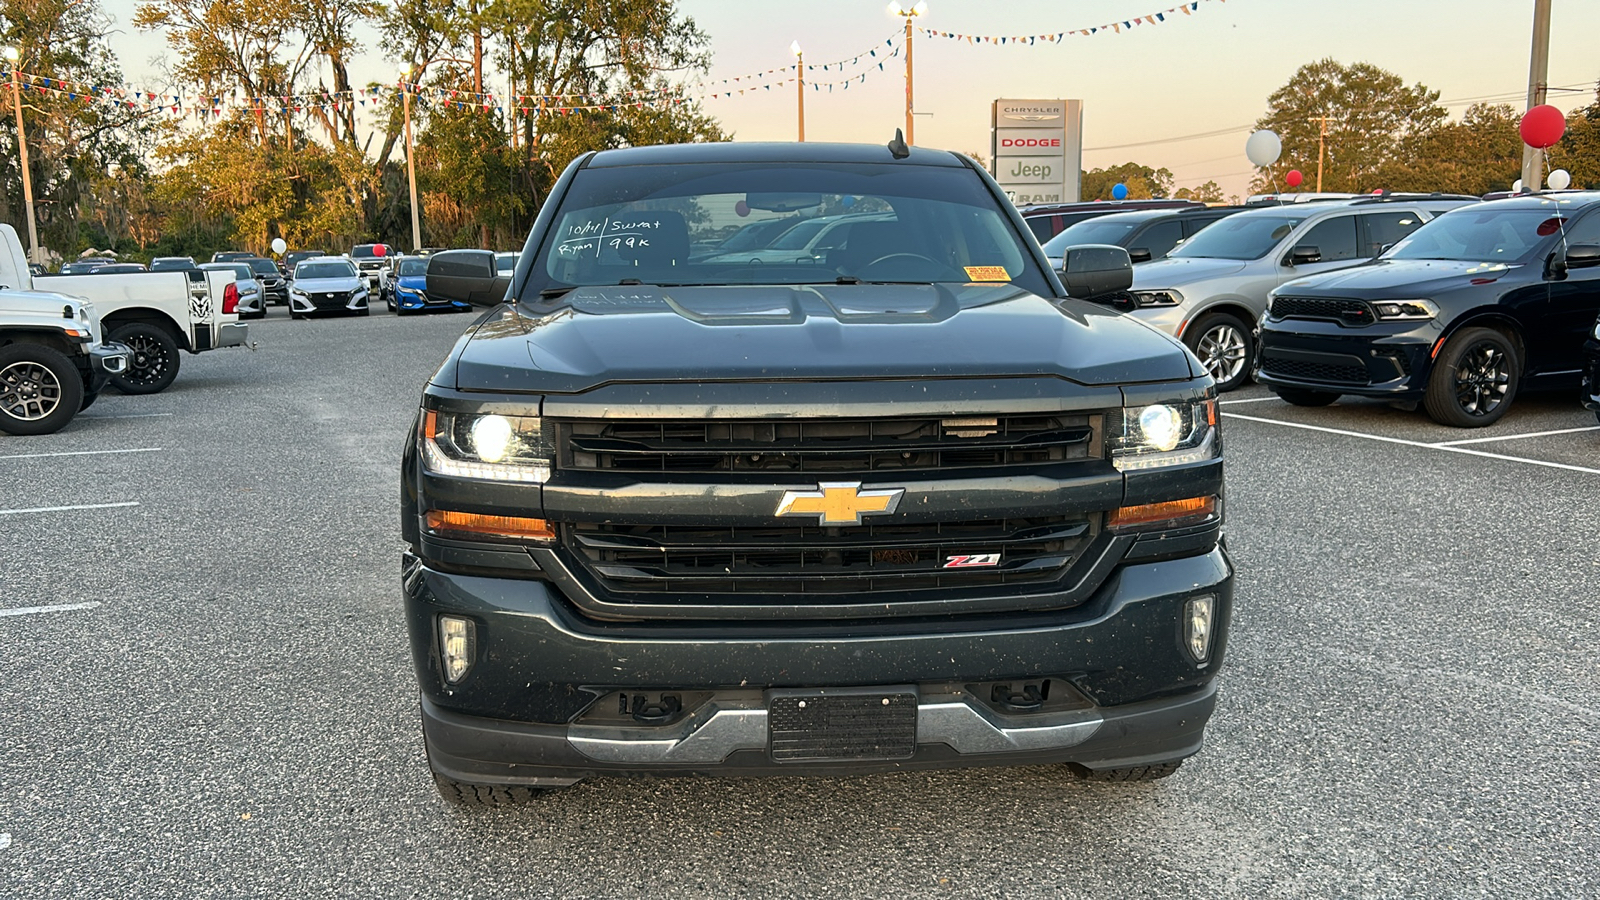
[775, 482, 904, 526]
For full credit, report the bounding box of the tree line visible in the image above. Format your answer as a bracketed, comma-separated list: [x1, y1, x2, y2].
[1, 11, 1594, 263]
[1084, 59, 1599, 202]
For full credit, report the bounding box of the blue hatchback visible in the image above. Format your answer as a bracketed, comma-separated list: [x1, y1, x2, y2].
[388, 255, 472, 315]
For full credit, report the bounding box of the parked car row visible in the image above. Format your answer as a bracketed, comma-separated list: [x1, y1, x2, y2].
[1038, 189, 1600, 427]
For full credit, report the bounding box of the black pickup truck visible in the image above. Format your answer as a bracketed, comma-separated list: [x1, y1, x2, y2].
[401, 141, 1234, 805]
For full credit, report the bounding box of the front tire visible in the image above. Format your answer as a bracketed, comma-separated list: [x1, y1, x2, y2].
[1275, 388, 1340, 407]
[1424, 327, 1519, 427]
[431, 771, 560, 807]
[1069, 760, 1183, 782]
[1185, 312, 1254, 392]
[108, 322, 181, 394]
[0, 344, 84, 436]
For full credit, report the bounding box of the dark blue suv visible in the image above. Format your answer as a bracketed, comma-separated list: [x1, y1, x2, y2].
[1257, 193, 1600, 426]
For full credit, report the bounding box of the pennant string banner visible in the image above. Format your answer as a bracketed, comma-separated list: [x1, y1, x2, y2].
[916, 0, 1212, 44]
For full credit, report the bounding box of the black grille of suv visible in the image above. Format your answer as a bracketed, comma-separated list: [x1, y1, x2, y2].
[564, 516, 1096, 598]
[563, 414, 1099, 473]
[1259, 355, 1369, 384]
[1270, 296, 1374, 325]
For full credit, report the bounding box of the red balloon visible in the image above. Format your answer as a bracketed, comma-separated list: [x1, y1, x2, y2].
[734, 200, 750, 217]
[1519, 104, 1566, 149]
[1285, 170, 1304, 188]
[374, 244, 388, 257]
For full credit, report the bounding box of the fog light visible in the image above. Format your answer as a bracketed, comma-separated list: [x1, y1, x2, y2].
[1185, 595, 1216, 663]
[439, 615, 476, 684]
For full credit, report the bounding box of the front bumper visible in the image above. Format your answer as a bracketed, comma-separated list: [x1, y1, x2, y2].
[396, 289, 469, 312]
[1257, 317, 1442, 398]
[405, 544, 1233, 784]
[1127, 304, 1187, 337]
[290, 292, 370, 315]
[84, 341, 131, 393]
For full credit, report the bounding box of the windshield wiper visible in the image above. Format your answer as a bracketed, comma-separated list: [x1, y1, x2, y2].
[539, 286, 576, 299]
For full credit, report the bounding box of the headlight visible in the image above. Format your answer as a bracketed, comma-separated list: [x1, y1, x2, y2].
[1593, 318, 1600, 340]
[1372, 299, 1438, 321]
[1111, 398, 1219, 471]
[290, 288, 308, 298]
[420, 408, 551, 483]
[1131, 289, 1183, 308]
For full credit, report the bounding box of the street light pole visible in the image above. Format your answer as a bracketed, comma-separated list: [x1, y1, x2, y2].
[791, 42, 805, 142]
[403, 81, 421, 251]
[1520, 0, 1552, 191]
[5, 49, 40, 266]
[889, 2, 927, 145]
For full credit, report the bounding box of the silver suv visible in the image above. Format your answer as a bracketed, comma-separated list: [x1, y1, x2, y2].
[1126, 195, 1475, 389]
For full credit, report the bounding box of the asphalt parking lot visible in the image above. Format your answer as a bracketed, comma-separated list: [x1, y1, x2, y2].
[3, 305, 1597, 899]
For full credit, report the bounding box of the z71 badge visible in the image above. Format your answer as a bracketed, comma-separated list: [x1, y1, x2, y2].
[943, 553, 1001, 569]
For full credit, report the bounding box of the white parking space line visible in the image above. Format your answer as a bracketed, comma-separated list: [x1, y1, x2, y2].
[1223, 412, 1600, 477]
[0, 601, 102, 618]
[0, 447, 161, 461]
[1431, 425, 1600, 446]
[0, 501, 140, 516]
[1218, 397, 1283, 405]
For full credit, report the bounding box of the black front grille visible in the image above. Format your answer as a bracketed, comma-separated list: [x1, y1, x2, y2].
[564, 515, 1096, 599]
[1271, 296, 1374, 326]
[563, 415, 1099, 473]
[311, 292, 350, 310]
[1260, 355, 1369, 384]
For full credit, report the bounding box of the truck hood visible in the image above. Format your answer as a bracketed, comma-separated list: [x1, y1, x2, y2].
[293, 275, 364, 293]
[450, 283, 1196, 393]
[1279, 258, 1519, 295]
[1131, 257, 1250, 290]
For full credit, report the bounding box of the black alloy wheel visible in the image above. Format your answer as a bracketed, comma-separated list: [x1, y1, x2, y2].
[108, 322, 182, 395]
[1184, 312, 1254, 392]
[1424, 327, 1519, 428]
[0, 343, 84, 436]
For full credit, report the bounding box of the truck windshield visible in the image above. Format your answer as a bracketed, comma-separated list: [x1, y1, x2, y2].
[351, 246, 385, 258]
[1383, 207, 1564, 264]
[1169, 213, 1308, 261]
[529, 161, 1050, 298]
[246, 259, 278, 275]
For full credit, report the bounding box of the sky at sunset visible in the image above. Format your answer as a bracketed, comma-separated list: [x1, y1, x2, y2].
[101, 0, 1600, 200]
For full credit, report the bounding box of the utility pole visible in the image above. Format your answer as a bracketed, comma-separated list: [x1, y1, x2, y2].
[1315, 114, 1328, 192]
[1520, 0, 1552, 190]
[791, 42, 805, 141]
[403, 81, 420, 252]
[6, 57, 40, 265]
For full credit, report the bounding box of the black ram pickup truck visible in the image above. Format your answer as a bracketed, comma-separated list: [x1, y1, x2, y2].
[402, 141, 1234, 805]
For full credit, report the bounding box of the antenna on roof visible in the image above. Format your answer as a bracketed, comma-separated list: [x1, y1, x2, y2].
[887, 128, 910, 160]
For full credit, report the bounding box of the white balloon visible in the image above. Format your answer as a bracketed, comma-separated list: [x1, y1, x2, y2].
[1245, 130, 1282, 168]
[271, 237, 287, 255]
[1512, 179, 1524, 192]
[1547, 168, 1572, 190]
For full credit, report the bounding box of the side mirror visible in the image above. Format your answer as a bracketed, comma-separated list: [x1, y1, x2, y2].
[1127, 247, 1153, 263]
[1565, 243, 1600, 269]
[1289, 245, 1322, 265]
[1060, 244, 1134, 299]
[426, 250, 511, 307]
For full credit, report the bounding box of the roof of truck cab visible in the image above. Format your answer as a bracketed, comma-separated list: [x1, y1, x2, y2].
[583, 142, 965, 168]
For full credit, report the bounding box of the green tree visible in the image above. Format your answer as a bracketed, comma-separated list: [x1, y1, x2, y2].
[1081, 163, 1175, 200]
[1546, 84, 1600, 190]
[1369, 103, 1524, 195]
[1175, 180, 1225, 203]
[1251, 59, 1446, 193]
[1, 0, 154, 260]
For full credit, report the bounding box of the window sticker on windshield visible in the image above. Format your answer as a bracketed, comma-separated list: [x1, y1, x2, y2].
[964, 265, 1011, 282]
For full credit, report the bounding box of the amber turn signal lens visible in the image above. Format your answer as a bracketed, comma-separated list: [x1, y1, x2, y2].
[1108, 496, 1216, 530]
[425, 509, 555, 541]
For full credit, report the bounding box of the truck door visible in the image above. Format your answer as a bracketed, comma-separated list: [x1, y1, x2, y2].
[1538, 211, 1600, 376]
